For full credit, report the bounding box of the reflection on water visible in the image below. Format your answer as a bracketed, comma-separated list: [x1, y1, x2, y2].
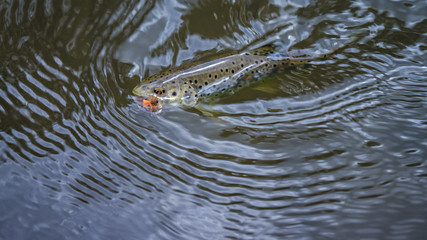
[1, 0, 427, 239]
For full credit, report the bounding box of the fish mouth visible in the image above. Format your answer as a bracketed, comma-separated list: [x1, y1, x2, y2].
[134, 95, 162, 113]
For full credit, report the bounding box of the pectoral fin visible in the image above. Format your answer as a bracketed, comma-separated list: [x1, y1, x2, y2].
[251, 83, 280, 94]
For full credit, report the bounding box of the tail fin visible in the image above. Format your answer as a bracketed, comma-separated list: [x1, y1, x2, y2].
[287, 28, 366, 59]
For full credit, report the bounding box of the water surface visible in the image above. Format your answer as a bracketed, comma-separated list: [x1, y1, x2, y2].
[1, 0, 426, 239]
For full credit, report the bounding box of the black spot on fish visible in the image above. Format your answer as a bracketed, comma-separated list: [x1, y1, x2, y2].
[199, 85, 202, 89]
[241, 64, 244, 67]
[245, 53, 249, 55]
[195, 80, 198, 84]
[209, 74, 212, 78]
[225, 69, 229, 72]
[205, 81, 208, 85]
[265, 64, 268, 67]
[231, 70, 235, 73]
[214, 75, 217, 79]
[172, 91, 177, 96]
[220, 69, 223, 72]
[189, 80, 193, 83]
[255, 61, 258, 64]
[273, 64, 277, 67]
[260, 60, 264, 63]
[172, 81, 175, 84]
[184, 81, 187, 84]
[195, 94, 198, 97]
[232, 62, 235, 64]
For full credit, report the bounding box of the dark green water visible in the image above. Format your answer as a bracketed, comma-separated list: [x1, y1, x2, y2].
[1, 0, 426, 239]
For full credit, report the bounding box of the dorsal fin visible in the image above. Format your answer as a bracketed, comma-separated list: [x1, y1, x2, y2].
[248, 44, 277, 56]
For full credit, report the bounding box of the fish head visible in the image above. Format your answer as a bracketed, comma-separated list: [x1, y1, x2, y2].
[133, 81, 186, 112]
[133, 77, 200, 112]
[133, 83, 167, 113]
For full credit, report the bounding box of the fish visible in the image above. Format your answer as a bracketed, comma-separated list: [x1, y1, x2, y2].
[133, 45, 333, 113]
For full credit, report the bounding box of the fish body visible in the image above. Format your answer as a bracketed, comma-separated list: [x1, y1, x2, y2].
[133, 46, 331, 112]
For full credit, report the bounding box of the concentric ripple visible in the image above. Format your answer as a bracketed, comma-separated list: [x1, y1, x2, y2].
[1, 0, 427, 239]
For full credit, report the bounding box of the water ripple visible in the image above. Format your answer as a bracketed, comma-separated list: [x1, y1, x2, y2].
[1, 0, 427, 239]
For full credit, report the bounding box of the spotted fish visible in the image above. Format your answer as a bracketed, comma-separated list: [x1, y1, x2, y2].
[133, 45, 333, 112]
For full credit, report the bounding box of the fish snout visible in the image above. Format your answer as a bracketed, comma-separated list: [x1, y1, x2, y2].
[133, 95, 162, 113]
